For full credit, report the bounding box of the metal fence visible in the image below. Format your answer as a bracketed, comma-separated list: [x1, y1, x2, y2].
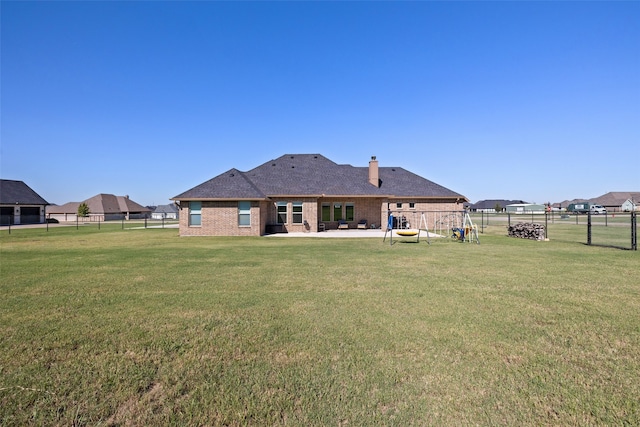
[1, 218, 179, 234]
[469, 211, 637, 250]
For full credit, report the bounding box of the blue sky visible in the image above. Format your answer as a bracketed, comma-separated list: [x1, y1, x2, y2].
[2, 1, 638, 206]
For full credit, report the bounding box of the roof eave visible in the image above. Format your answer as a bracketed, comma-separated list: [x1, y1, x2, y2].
[268, 194, 324, 199]
[171, 197, 270, 202]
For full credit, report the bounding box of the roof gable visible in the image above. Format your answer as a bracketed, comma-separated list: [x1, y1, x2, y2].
[173, 168, 267, 200]
[0, 179, 49, 205]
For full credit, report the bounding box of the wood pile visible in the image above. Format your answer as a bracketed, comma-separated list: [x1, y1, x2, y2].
[508, 222, 545, 240]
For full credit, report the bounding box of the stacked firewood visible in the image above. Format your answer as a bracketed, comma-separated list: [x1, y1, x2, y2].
[508, 223, 545, 240]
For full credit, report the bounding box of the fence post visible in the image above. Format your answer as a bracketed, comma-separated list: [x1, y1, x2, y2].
[98, 217, 100, 230]
[587, 211, 592, 246]
[144, 217, 147, 229]
[545, 212, 548, 240]
[632, 212, 637, 251]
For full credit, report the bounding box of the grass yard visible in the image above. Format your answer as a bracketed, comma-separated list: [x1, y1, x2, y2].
[1, 225, 638, 425]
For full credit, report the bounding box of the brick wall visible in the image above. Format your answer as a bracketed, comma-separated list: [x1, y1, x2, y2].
[266, 198, 318, 233]
[177, 198, 465, 236]
[179, 201, 262, 236]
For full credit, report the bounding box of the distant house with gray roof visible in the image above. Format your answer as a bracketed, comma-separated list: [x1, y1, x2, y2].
[467, 199, 528, 213]
[0, 179, 49, 225]
[172, 154, 468, 236]
[152, 204, 179, 220]
[47, 194, 151, 222]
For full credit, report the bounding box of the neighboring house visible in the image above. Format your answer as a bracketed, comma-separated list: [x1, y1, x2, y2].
[152, 204, 179, 220]
[171, 154, 468, 236]
[591, 192, 640, 213]
[0, 179, 49, 225]
[621, 198, 637, 212]
[557, 192, 640, 213]
[506, 203, 546, 214]
[47, 194, 151, 222]
[468, 199, 528, 213]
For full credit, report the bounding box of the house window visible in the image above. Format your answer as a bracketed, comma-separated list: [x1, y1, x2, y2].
[409, 202, 415, 209]
[396, 202, 403, 209]
[333, 203, 342, 220]
[321, 204, 331, 222]
[277, 202, 287, 224]
[238, 201, 251, 226]
[345, 203, 355, 222]
[292, 202, 303, 224]
[189, 201, 201, 226]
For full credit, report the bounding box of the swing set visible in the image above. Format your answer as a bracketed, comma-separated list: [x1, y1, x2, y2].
[451, 211, 480, 244]
[383, 210, 479, 245]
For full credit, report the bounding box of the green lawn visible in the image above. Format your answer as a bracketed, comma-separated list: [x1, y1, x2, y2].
[1, 225, 638, 425]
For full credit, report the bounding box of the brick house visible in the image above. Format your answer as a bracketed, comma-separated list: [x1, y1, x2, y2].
[171, 154, 468, 236]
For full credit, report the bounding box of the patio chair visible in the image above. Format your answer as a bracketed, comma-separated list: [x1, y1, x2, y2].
[338, 219, 349, 229]
[357, 219, 368, 229]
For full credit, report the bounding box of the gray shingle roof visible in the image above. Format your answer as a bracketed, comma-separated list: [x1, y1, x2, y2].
[173, 154, 466, 200]
[469, 199, 528, 210]
[153, 204, 179, 214]
[0, 179, 49, 205]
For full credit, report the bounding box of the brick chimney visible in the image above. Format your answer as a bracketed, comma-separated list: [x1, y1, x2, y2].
[368, 156, 379, 187]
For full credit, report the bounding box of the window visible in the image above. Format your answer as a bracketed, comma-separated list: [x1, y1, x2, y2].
[345, 203, 355, 221]
[189, 201, 201, 226]
[292, 202, 303, 224]
[277, 202, 287, 224]
[396, 202, 403, 209]
[321, 204, 331, 222]
[333, 203, 342, 221]
[238, 201, 251, 226]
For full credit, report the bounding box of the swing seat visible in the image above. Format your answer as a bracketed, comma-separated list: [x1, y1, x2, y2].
[396, 229, 419, 237]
